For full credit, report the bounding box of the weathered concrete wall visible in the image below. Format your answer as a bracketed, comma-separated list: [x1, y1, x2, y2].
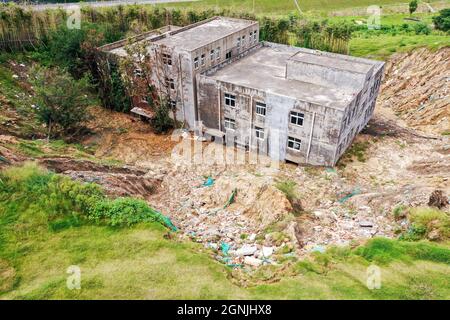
[197, 75, 220, 129]
[286, 59, 369, 91]
[197, 77, 345, 166]
[187, 23, 260, 128]
[335, 65, 384, 160]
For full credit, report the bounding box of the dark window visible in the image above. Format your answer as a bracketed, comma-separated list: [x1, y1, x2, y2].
[255, 126, 264, 140]
[165, 78, 175, 90]
[255, 102, 266, 116]
[290, 111, 304, 126]
[201, 54, 205, 66]
[224, 93, 236, 107]
[162, 53, 172, 65]
[224, 117, 236, 130]
[226, 50, 232, 59]
[194, 57, 199, 69]
[287, 137, 301, 151]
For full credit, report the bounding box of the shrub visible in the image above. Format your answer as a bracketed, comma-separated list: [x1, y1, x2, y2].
[432, 8, 450, 32]
[30, 66, 92, 139]
[152, 99, 174, 134]
[409, 0, 418, 15]
[413, 23, 431, 35]
[89, 197, 167, 226]
[275, 180, 302, 214]
[275, 180, 298, 202]
[408, 208, 450, 241]
[0, 163, 170, 230]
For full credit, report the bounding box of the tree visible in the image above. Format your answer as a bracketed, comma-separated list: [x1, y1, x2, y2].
[31, 67, 91, 139]
[432, 8, 450, 32]
[152, 99, 174, 133]
[117, 41, 178, 132]
[409, 0, 418, 15]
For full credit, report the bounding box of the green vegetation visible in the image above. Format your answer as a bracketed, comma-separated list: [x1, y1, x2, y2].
[0, 164, 449, 299]
[433, 8, 450, 31]
[401, 208, 450, 241]
[409, 0, 418, 15]
[158, 0, 443, 15]
[275, 179, 302, 215]
[354, 237, 450, 264]
[275, 180, 298, 202]
[0, 163, 170, 229]
[152, 100, 175, 133]
[338, 140, 371, 167]
[31, 66, 92, 139]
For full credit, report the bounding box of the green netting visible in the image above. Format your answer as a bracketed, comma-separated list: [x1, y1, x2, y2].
[223, 188, 237, 209]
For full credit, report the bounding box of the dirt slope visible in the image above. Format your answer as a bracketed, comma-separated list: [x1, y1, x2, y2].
[377, 47, 450, 135]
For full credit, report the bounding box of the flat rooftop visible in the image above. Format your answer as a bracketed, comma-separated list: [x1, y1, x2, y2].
[153, 17, 256, 51]
[289, 51, 375, 74]
[206, 45, 357, 109]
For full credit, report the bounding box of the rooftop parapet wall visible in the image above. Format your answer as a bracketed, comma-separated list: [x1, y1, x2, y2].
[98, 25, 180, 54]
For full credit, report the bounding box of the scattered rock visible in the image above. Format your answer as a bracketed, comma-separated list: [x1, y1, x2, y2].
[262, 246, 274, 258]
[359, 220, 374, 228]
[235, 244, 257, 256]
[427, 229, 441, 241]
[244, 256, 263, 267]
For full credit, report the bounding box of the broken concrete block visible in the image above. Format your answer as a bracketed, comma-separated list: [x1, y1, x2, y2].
[359, 220, 374, 227]
[262, 246, 274, 258]
[235, 244, 257, 256]
[244, 256, 262, 267]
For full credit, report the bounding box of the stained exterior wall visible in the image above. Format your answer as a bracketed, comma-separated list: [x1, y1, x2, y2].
[334, 66, 384, 160]
[100, 18, 384, 167]
[100, 17, 259, 129]
[197, 76, 346, 166]
[197, 44, 385, 167]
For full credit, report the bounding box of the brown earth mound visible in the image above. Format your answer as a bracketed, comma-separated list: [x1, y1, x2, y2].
[378, 47, 450, 135]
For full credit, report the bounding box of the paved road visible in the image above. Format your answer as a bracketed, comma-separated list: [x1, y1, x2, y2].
[19, 0, 197, 11]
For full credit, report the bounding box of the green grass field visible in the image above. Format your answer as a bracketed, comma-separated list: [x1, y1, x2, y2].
[157, 0, 446, 15]
[1, 164, 449, 299]
[349, 34, 449, 59]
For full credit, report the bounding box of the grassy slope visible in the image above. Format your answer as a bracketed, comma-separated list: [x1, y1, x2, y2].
[1, 165, 449, 300]
[327, 12, 450, 59]
[158, 0, 444, 15]
[157, 2, 450, 59]
[2, 216, 449, 299]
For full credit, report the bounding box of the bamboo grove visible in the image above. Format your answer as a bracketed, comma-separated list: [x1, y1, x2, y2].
[0, 4, 354, 54]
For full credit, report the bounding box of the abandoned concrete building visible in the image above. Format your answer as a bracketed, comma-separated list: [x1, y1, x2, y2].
[99, 16, 384, 166]
[99, 16, 259, 128]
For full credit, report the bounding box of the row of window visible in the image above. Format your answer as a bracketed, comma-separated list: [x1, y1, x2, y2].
[223, 118, 302, 151]
[223, 93, 305, 126]
[194, 47, 222, 69]
[237, 30, 258, 48]
[192, 30, 258, 70]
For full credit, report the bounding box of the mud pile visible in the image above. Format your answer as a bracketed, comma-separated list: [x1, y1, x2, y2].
[40, 157, 161, 199]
